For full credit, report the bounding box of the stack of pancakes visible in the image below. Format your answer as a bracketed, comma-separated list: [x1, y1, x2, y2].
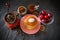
[23, 16, 38, 30]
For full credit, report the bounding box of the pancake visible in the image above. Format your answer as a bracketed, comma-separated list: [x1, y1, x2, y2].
[20, 14, 40, 34]
[23, 16, 38, 30]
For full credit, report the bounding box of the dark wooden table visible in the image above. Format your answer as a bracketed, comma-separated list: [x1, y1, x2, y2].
[0, 0, 60, 40]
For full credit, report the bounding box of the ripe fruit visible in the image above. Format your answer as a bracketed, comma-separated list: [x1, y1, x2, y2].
[47, 13, 52, 17]
[40, 14, 44, 20]
[44, 14, 50, 20]
[39, 10, 53, 24]
[5, 2, 10, 8]
[47, 19, 51, 23]
[41, 10, 46, 15]
[41, 19, 47, 23]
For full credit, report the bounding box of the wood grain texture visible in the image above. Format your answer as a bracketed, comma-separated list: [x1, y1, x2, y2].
[0, 0, 60, 40]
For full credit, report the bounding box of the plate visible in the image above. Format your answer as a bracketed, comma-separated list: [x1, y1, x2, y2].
[20, 14, 40, 34]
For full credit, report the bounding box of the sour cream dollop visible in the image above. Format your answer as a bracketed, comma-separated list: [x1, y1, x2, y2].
[28, 18, 35, 23]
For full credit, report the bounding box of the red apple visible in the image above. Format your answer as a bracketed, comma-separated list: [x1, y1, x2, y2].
[41, 10, 46, 15]
[44, 14, 50, 20]
[46, 18, 51, 23]
[41, 19, 47, 23]
[47, 13, 52, 17]
[40, 14, 44, 20]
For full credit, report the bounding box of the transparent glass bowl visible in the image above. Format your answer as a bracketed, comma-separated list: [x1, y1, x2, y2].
[38, 10, 54, 25]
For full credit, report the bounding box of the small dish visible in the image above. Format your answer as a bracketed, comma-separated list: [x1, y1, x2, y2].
[17, 6, 27, 15]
